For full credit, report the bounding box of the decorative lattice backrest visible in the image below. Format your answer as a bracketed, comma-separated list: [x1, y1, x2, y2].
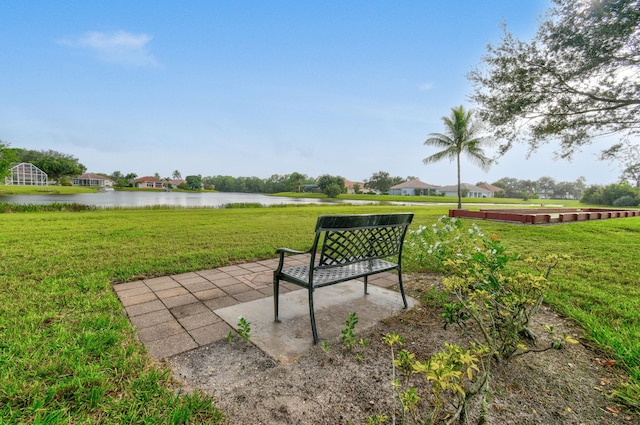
[313, 213, 414, 267]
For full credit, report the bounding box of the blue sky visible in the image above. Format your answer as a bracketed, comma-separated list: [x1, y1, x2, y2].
[0, 1, 621, 185]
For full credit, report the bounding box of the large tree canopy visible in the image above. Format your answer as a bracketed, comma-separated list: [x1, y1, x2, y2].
[469, 0, 640, 159]
[364, 171, 404, 194]
[15, 149, 86, 182]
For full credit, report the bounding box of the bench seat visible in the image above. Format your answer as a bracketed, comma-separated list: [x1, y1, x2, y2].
[273, 213, 414, 343]
[279, 259, 399, 288]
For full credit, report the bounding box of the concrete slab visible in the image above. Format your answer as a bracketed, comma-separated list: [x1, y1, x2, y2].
[215, 281, 417, 364]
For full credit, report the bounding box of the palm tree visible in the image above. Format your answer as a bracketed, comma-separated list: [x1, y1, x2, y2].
[423, 105, 492, 209]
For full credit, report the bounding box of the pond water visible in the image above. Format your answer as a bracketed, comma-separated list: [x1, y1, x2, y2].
[0, 191, 381, 208]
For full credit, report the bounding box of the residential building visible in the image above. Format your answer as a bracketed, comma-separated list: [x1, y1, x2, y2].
[388, 179, 440, 196]
[439, 183, 493, 198]
[168, 179, 186, 188]
[477, 183, 504, 197]
[134, 176, 166, 189]
[343, 179, 363, 194]
[73, 173, 114, 188]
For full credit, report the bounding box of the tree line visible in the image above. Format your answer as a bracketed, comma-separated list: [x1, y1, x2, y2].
[0, 146, 86, 184]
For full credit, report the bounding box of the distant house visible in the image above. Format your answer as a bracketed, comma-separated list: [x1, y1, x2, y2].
[477, 183, 504, 197]
[439, 183, 493, 198]
[343, 179, 363, 194]
[168, 179, 186, 188]
[134, 176, 166, 189]
[5, 162, 48, 186]
[389, 179, 440, 196]
[73, 173, 114, 188]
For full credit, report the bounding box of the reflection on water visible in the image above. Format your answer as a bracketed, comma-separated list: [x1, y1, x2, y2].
[0, 191, 378, 208]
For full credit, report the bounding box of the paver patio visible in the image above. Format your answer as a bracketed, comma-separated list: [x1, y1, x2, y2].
[112, 255, 403, 359]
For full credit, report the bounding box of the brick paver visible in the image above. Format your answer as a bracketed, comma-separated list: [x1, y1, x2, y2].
[112, 254, 400, 359]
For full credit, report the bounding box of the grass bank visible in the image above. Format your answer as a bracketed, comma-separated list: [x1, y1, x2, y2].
[0, 204, 637, 423]
[272, 191, 585, 207]
[0, 184, 96, 195]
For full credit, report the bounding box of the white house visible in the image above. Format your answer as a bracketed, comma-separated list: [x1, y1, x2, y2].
[439, 183, 493, 198]
[5, 163, 48, 186]
[477, 183, 504, 197]
[73, 173, 114, 188]
[389, 179, 440, 196]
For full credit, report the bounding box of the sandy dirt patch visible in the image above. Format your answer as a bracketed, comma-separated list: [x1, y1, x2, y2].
[168, 274, 637, 424]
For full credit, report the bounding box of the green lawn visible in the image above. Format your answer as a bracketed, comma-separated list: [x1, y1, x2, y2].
[273, 191, 587, 207]
[0, 184, 97, 195]
[0, 204, 638, 423]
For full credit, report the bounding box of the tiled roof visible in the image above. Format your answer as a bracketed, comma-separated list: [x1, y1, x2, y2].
[439, 183, 491, 192]
[477, 183, 503, 192]
[389, 179, 438, 190]
[76, 173, 113, 181]
[134, 176, 162, 182]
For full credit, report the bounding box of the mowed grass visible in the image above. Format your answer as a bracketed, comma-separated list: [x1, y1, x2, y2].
[473, 218, 640, 403]
[0, 184, 96, 195]
[0, 204, 638, 423]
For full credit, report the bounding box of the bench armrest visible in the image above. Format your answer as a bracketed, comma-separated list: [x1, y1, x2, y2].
[274, 247, 311, 274]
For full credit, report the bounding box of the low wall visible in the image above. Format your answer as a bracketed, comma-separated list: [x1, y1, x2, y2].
[450, 208, 640, 224]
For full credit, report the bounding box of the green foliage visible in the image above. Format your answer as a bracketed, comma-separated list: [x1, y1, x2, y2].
[0, 141, 18, 180]
[423, 105, 493, 208]
[412, 216, 565, 360]
[341, 312, 359, 350]
[316, 174, 346, 197]
[581, 183, 639, 206]
[613, 195, 639, 207]
[225, 316, 252, 342]
[383, 333, 488, 425]
[442, 249, 564, 360]
[185, 175, 203, 190]
[469, 0, 640, 158]
[0, 202, 99, 213]
[323, 183, 343, 198]
[364, 413, 388, 425]
[236, 317, 251, 341]
[203, 172, 314, 193]
[364, 170, 404, 194]
[15, 148, 86, 181]
[404, 216, 485, 273]
[418, 287, 449, 308]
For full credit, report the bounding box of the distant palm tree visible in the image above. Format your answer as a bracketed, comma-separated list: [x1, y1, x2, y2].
[423, 105, 492, 209]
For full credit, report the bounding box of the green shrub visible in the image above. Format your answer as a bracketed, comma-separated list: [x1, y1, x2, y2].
[613, 195, 639, 207]
[323, 183, 343, 198]
[403, 216, 484, 273]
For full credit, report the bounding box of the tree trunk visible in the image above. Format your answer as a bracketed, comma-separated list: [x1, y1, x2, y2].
[457, 152, 462, 209]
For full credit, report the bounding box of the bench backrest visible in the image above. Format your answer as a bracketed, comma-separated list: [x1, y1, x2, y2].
[311, 213, 414, 267]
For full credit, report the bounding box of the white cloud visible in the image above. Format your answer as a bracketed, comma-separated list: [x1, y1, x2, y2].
[58, 30, 159, 67]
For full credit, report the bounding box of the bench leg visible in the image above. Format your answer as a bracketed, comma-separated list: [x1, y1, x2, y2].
[398, 271, 408, 309]
[308, 287, 319, 344]
[273, 272, 280, 323]
[364, 275, 368, 295]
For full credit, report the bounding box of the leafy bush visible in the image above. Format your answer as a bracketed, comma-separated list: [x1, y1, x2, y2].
[323, 183, 343, 198]
[382, 333, 489, 425]
[403, 216, 484, 273]
[399, 216, 574, 422]
[407, 216, 569, 361]
[612, 195, 639, 207]
[581, 183, 639, 205]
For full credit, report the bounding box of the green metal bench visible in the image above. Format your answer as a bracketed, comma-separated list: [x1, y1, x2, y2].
[273, 213, 414, 344]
